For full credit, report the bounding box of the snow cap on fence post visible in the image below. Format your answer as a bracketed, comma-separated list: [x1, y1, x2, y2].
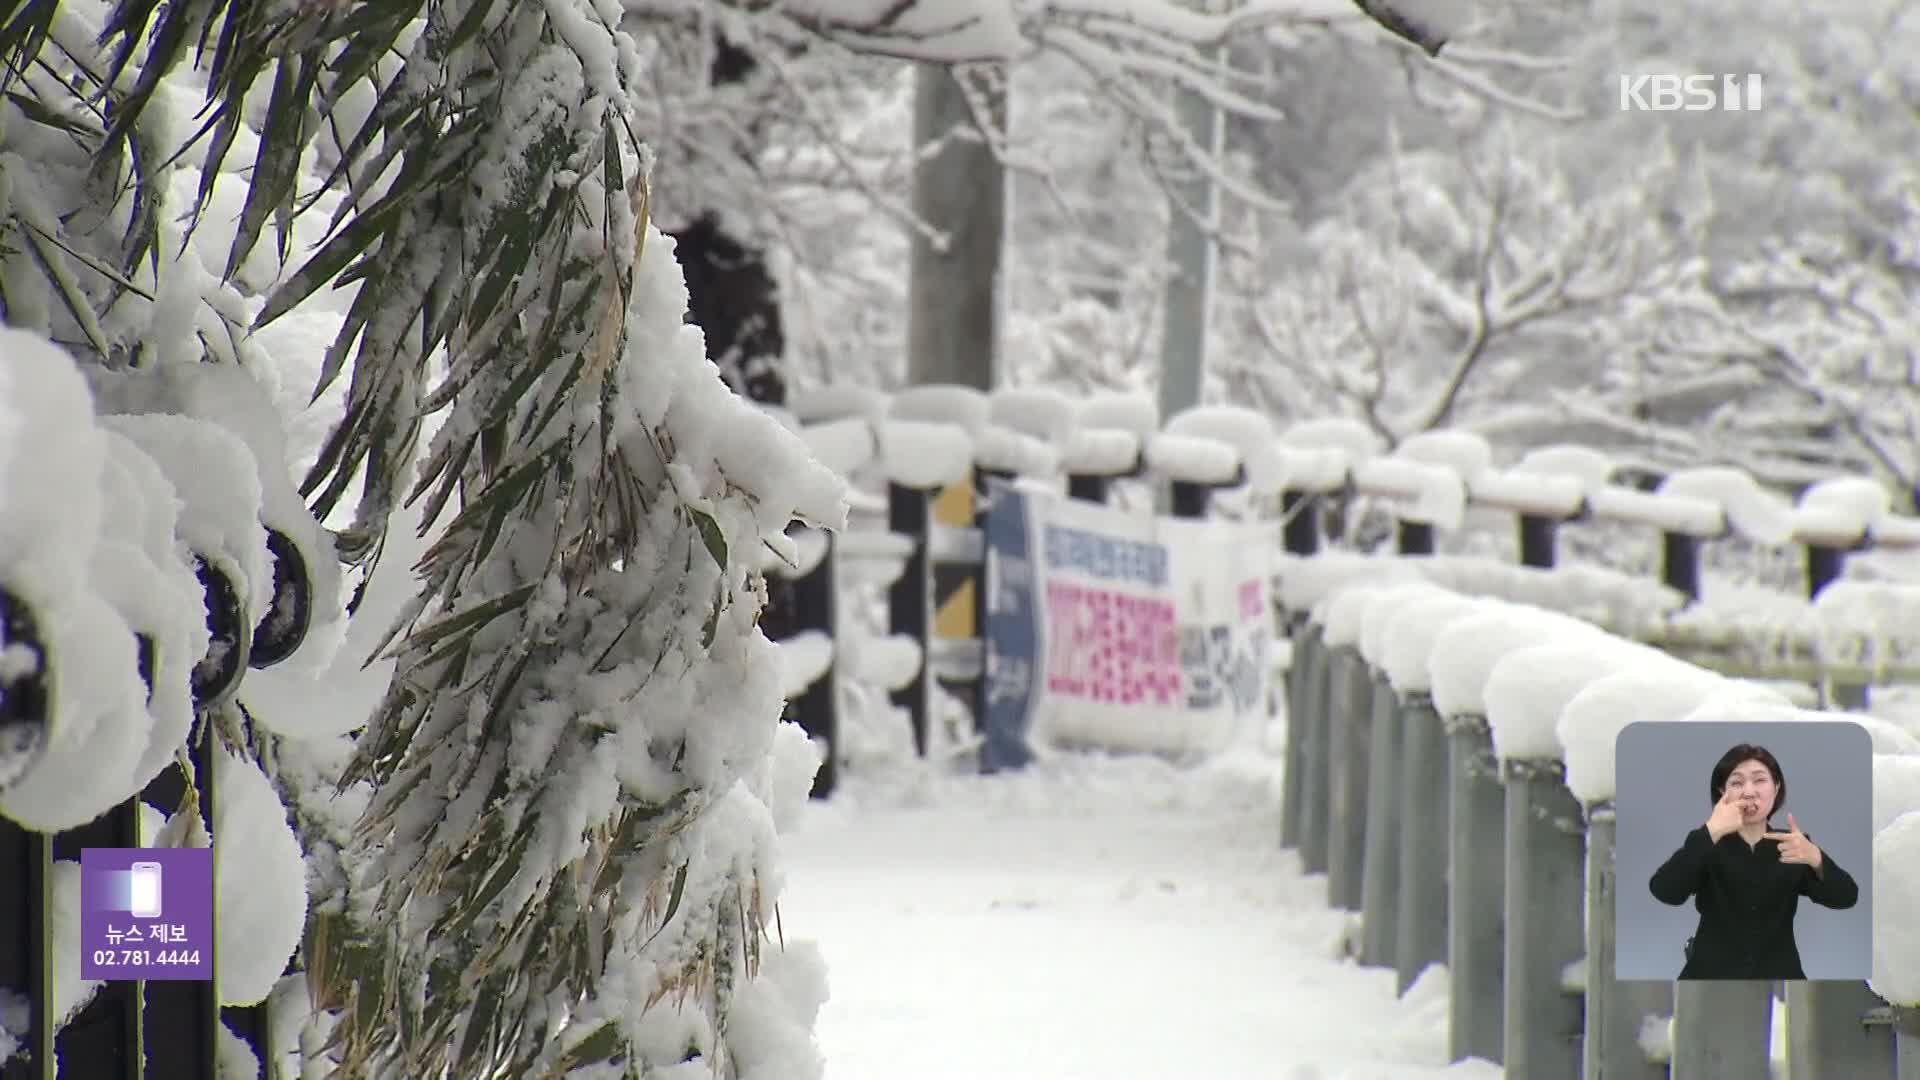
[1358, 582, 1450, 675]
[799, 418, 878, 479]
[1381, 590, 1484, 694]
[1483, 636, 1674, 764]
[1556, 667, 1784, 807]
[1323, 584, 1399, 650]
[1868, 811, 1920, 1006]
[1659, 466, 1796, 545]
[1286, 554, 1423, 622]
[1681, 702, 1920, 757]
[1166, 405, 1282, 494]
[1871, 756, 1920, 835]
[889, 384, 991, 434]
[1427, 604, 1605, 719]
[989, 387, 1077, 446]
[788, 386, 890, 427]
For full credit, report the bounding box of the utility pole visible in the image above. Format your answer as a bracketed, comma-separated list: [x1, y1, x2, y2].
[1156, 4, 1225, 424]
[908, 62, 1007, 390]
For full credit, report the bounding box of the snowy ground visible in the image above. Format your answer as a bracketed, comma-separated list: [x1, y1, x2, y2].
[779, 732, 1505, 1080]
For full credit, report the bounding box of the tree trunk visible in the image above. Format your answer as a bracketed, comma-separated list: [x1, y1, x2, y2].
[907, 62, 1006, 390]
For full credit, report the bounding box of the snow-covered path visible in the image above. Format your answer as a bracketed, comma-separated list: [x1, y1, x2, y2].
[779, 744, 1503, 1079]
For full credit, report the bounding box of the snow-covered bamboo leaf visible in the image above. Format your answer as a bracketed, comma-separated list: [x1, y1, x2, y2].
[224, 53, 318, 281]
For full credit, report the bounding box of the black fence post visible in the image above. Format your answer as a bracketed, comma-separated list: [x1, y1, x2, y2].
[0, 587, 54, 1080]
[1067, 472, 1110, 504]
[1397, 520, 1436, 555]
[1169, 479, 1213, 520]
[789, 532, 839, 798]
[0, 826, 52, 1080]
[1661, 531, 1701, 604]
[138, 730, 220, 1079]
[1281, 490, 1320, 557]
[888, 483, 934, 757]
[1517, 514, 1557, 569]
[1805, 542, 1868, 709]
[49, 802, 144, 1080]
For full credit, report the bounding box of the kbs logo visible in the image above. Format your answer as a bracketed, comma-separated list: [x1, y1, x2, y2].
[1619, 73, 1764, 112]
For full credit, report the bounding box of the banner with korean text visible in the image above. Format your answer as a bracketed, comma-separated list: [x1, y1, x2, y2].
[982, 483, 1274, 764]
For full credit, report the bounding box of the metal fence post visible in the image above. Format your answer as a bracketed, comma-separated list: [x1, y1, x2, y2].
[1323, 645, 1371, 905]
[1893, 1005, 1920, 1079]
[1583, 804, 1670, 1079]
[1394, 692, 1447, 993]
[139, 725, 222, 1077]
[1671, 980, 1772, 1077]
[0, 826, 52, 1080]
[789, 530, 840, 798]
[1807, 542, 1867, 708]
[1067, 472, 1110, 504]
[1168, 478, 1213, 520]
[1281, 620, 1323, 851]
[1277, 489, 1320, 853]
[1661, 531, 1701, 605]
[1789, 981, 1898, 1078]
[1517, 513, 1556, 568]
[1444, 713, 1504, 1065]
[1501, 757, 1585, 1076]
[49, 803, 144, 1080]
[887, 482, 934, 756]
[1358, 667, 1403, 969]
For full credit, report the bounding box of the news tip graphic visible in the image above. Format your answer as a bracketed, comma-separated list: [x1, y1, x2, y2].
[79, 847, 213, 981]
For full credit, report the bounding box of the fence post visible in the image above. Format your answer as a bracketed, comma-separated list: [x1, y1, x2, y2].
[1518, 513, 1557, 568]
[1788, 981, 1898, 1079]
[0, 586, 54, 1080]
[1357, 663, 1402, 969]
[1893, 1006, 1920, 1077]
[1661, 531, 1701, 604]
[1323, 643, 1371, 905]
[1443, 712, 1504, 1064]
[1393, 691, 1447, 993]
[1278, 489, 1320, 852]
[48, 802, 144, 1080]
[789, 529, 840, 798]
[138, 725, 222, 1077]
[1281, 490, 1320, 558]
[1582, 803, 1670, 1079]
[1067, 472, 1110, 504]
[1397, 520, 1435, 556]
[1501, 757, 1585, 1076]
[888, 481, 934, 756]
[0, 825, 52, 1080]
[1671, 981, 1772, 1077]
[973, 467, 1015, 768]
[1282, 619, 1321, 851]
[1807, 541, 1868, 708]
[1168, 478, 1213, 520]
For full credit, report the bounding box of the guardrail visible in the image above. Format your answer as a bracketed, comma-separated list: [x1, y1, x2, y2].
[1282, 572, 1920, 1076]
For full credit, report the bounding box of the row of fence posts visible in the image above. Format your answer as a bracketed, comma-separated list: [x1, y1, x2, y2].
[776, 390, 1296, 795]
[2, 539, 312, 1079]
[1277, 495, 1920, 1076]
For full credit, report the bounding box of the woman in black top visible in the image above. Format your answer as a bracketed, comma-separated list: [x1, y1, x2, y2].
[1648, 743, 1859, 980]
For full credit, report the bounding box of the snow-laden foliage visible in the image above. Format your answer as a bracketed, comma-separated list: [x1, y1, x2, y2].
[6, 0, 850, 1075]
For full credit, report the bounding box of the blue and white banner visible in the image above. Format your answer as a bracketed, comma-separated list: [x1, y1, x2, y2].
[982, 488, 1274, 762]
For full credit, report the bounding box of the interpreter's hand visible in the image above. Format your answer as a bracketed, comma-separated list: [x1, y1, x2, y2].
[1765, 814, 1824, 872]
[1706, 785, 1745, 842]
